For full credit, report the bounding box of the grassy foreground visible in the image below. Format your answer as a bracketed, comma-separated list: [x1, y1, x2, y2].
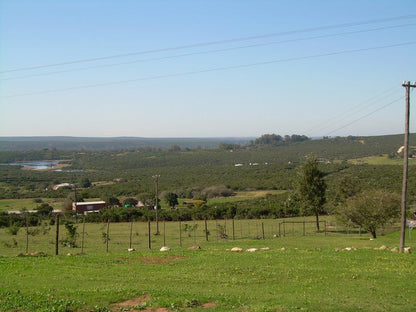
[1, 227, 415, 312]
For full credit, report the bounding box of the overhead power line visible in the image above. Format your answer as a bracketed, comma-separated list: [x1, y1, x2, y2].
[306, 86, 400, 135]
[1, 14, 415, 73]
[2, 22, 415, 82]
[324, 96, 404, 136]
[3, 41, 415, 99]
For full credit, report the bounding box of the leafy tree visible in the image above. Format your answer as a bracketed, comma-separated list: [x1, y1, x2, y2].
[337, 190, 400, 238]
[61, 221, 78, 247]
[104, 195, 121, 207]
[36, 203, 53, 217]
[330, 175, 362, 208]
[123, 197, 138, 207]
[79, 177, 91, 188]
[294, 156, 326, 231]
[253, 134, 283, 145]
[165, 192, 179, 209]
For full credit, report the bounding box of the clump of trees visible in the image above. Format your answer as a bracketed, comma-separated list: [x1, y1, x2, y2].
[252, 134, 309, 146]
[337, 190, 400, 238]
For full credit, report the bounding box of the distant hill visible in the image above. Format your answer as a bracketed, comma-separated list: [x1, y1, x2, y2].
[0, 136, 255, 151]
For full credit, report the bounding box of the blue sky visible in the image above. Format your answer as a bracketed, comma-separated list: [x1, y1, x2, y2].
[0, 0, 415, 138]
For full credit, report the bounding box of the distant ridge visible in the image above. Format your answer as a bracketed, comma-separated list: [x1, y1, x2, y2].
[0, 136, 255, 151]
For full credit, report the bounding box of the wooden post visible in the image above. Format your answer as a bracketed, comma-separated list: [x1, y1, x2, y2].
[106, 219, 110, 253]
[278, 222, 281, 237]
[148, 220, 151, 249]
[55, 214, 59, 255]
[283, 221, 286, 237]
[163, 221, 166, 246]
[25, 213, 29, 254]
[261, 222, 265, 239]
[400, 81, 416, 252]
[81, 216, 85, 254]
[179, 219, 182, 247]
[232, 218, 235, 240]
[204, 219, 209, 241]
[215, 220, 218, 241]
[193, 220, 196, 244]
[129, 219, 133, 249]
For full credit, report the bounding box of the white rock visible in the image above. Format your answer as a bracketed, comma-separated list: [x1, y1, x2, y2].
[260, 247, 270, 251]
[231, 247, 243, 252]
[246, 248, 259, 252]
[127, 248, 135, 252]
[160, 246, 171, 252]
[404, 247, 411, 254]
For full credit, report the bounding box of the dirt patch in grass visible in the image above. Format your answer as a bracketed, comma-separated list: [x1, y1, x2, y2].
[112, 294, 216, 311]
[114, 294, 151, 308]
[140, 255, 186, 265]
[111, 294, 172, 311]
[201, 302, 217, 308]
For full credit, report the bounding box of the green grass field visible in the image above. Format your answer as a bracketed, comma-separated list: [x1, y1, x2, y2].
[0, 198, 65, 213]
[348, 155, 416, 165]
[1, 217, 415, 312]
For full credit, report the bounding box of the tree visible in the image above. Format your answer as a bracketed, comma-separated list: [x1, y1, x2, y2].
[165, 192, 179, 209]
[294, 156, 326, 231]
[104, 195, 121, 207]
[123, 197, 138, 207]
[36, 203, 53, 217]
[337, 190, 400, 238]
[79, 177, 91, 188]
[330, 175, 362, 209]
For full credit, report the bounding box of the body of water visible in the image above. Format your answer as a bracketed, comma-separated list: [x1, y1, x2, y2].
[1, 160, 60, 170]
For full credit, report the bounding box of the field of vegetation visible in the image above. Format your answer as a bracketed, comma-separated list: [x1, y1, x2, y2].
[1, 134, 416, 311]
[1, 219, 415, 311]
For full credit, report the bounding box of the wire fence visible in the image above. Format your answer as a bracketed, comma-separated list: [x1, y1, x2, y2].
[0, 217, 368, 256]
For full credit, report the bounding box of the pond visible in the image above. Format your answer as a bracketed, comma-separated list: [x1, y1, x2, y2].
[1, 160, 60, 170]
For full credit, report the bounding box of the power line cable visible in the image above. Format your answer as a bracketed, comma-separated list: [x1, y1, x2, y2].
[307, 87, 400, 135]
[3, 41, 415, 99]
[3, 22, 415, 81]
[1, 14, 415, 73]
[324, 96, 404, 136]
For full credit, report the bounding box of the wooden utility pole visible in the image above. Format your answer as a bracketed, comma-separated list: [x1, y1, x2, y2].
[152, 175, 160, 235]
[400, 81, 416, 253]
[55, 214, 60, 255]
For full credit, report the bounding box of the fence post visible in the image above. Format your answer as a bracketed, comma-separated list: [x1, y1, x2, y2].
[163, 221, 166, 246]
[215, 220, 218, 241]
[81, 216, 86, 254]
[25, 213, 29, 254]
[129, 219, 133, 249]
[205, 219, 209, 241]
[261, 222, 265, 239]
[179, 219, 182, 247]
[193, 220, 196, 245]
[283, 221, 286, 237]
[55, 214, 59, 256]
[232, 218, 235, 240]
[106, 219, 110, 253]
[278, 222, 281, 237]
[148, 220, 151, 249]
